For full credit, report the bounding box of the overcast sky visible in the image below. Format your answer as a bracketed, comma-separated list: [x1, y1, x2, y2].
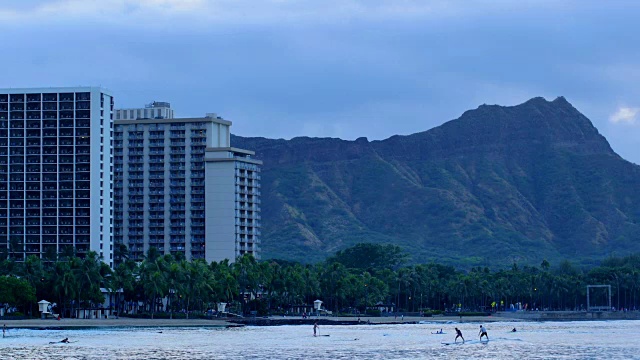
[1, 0, 639, 164]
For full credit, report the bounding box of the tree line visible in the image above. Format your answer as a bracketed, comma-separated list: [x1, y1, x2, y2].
[1, 243, 639, 318]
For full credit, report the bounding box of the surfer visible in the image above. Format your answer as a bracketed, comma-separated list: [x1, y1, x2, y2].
[50, 337, 70, 344]
[313, 322, 319, 337]
[2, 324, 6, 338]
[479, 325, 489, 340]
[454, 327, 464, 343]
[511, 327, 517, 332]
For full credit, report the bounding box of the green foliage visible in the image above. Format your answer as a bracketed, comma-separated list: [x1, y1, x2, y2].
[328, 243, 407, 271]
[4, 247, 640, 318]
[0, 276, 36, 312]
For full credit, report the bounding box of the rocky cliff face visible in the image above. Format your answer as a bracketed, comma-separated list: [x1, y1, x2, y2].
[231, 97, 640, 267]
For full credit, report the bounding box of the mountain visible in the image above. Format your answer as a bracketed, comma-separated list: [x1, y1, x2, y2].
[231, 97, 640, 267]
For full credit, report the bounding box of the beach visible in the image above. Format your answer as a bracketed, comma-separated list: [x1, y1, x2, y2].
[3, 310, 638, 329]
[0, 315, 504, 329]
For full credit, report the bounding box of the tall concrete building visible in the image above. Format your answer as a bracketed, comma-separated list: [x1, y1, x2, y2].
[0, 87, 114, 266]
[114, 111, 261, 263]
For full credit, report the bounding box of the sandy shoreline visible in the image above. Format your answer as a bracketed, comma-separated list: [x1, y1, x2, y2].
[0, 318, 234, 329]
[0, 315, 505, 329]
[8, 311, 635, 329]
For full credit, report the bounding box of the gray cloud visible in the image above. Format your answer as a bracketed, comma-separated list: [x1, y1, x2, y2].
[0, 0, 639, 163]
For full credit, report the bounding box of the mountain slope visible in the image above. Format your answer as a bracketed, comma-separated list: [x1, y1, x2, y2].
[231, 97, 640, 267]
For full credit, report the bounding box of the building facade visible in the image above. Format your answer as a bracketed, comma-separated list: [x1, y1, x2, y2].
[0, 87, 114, 266]
[114, 113, 261, 263]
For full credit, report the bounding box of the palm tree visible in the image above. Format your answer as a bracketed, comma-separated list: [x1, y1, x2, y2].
[166, 261, 184, 319]
[71, 252, 105, 318]
[181, 260, 214, 318]
[143, 270, 166, 319]
[51, 261, 76, 318]
[108, 263, 134, 318]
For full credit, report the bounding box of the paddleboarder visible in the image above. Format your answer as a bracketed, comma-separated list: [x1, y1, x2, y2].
[479, 325, 489, 340]
[454, 327, 464, 343]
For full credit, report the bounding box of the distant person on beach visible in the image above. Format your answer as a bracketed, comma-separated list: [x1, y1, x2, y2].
[455, 328, 464, 342]
[3, 324, 6, 338]
[313, 322, 319, 337]
[479, 325, 488, 340]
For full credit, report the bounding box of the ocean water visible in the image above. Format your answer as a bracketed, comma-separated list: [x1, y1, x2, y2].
[1, 320, 638, 359]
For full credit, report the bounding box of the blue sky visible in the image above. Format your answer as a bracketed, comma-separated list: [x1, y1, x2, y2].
[1, 0, 639, 164]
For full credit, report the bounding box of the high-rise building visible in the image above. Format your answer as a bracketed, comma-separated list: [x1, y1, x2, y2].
[114, 112, 261, 263]
[114, 101, 174, 121]
[0, 87, 114, 266]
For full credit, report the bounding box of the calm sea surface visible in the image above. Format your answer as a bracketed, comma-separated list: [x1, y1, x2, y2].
[1, 320, 638, 359]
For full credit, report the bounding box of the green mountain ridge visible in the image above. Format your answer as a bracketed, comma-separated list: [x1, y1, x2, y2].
[231, 97, 640, 267]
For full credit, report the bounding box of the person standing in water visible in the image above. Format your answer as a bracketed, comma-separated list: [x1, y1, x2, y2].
[313, 322, 319, 337]
[454, 327, 464, 343]
[2, 324, 6, 338]
[479, 325, 489, 340]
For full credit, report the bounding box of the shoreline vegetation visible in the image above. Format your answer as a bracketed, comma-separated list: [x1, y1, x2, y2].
[1, 244, 640, 322]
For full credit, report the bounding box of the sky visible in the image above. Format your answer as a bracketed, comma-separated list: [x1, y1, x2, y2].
[0, 0, 639, 164]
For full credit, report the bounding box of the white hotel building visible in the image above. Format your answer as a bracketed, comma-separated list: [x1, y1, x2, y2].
[0, 87, 114, 266]
[114, 105, 261, 263]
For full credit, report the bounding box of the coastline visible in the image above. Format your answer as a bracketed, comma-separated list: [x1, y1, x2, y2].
[0, 318, 235, 329]
[2, 311, 638, 329]
[0, 315, 502, 329]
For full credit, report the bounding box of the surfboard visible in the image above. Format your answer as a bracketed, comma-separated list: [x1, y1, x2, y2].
[431, 332, 447, 335]
[440, 341, 463, 345]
